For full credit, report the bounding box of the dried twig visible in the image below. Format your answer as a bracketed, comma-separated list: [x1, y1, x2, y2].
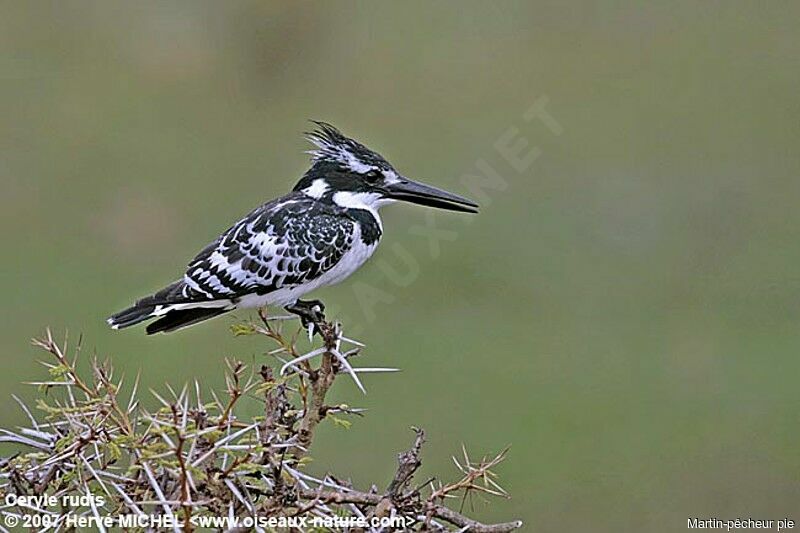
[0, 315, 522, 531]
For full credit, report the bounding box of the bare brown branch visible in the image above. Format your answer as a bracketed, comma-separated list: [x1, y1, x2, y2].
[0, 320, 522, 531]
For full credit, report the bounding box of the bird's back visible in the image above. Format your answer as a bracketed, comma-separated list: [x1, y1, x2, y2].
[184, 191, 378, 303]
[108, 191, 382, 333]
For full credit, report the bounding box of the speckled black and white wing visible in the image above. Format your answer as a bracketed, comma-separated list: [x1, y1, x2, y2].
[107, 191, 377, 334]
[184, 192, 357, 302]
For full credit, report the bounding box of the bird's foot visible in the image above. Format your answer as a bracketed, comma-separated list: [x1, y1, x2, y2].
[284, 299, 327, 337]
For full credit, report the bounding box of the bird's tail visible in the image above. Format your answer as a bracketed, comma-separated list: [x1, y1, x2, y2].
[143, 307, 230, 334]
[107, 302, 158, 330]
[107, 280, 232, 334]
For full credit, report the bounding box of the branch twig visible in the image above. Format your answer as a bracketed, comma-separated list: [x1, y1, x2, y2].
[0, 319, 523, 531]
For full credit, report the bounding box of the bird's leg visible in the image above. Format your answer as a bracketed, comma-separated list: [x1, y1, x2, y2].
[284, 299, 327, 334]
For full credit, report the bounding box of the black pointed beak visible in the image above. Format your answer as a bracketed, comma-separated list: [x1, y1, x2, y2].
[385, 178, 479, 213]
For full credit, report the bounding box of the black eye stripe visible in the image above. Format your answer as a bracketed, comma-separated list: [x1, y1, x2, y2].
[364, 170, 382, 183]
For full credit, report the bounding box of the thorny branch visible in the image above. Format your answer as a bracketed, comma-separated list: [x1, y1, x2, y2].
[0, 316, 522, 532]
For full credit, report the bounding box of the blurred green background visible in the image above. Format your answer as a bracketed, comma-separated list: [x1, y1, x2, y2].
[2, 2, 800, 531]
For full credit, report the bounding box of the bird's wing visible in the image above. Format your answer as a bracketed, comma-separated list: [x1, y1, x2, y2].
[182, 194, 356, 301]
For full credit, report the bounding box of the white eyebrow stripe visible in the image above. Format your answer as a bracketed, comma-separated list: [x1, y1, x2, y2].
[382, 169, 401, 184]
[339, 149, 373, 173]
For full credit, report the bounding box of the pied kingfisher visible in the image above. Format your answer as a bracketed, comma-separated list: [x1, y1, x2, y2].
[108, 122, 478, 334]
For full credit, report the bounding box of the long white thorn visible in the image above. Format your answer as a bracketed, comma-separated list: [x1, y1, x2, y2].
[330, 348, 366, 394]
[351, 367, 401, 374]
[279, 347, 326, 376]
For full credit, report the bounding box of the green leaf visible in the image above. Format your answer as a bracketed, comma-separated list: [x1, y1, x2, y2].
[230, 323, 256, 336]
[330, 416, 352, 430]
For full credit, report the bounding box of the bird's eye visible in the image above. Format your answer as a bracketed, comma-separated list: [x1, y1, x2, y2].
[364, 170, 382, 184]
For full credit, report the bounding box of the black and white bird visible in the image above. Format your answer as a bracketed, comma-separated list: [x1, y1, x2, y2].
[108, 122, 478, 334]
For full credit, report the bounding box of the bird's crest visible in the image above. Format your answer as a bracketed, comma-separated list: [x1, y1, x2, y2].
[304, 121, 390, 173]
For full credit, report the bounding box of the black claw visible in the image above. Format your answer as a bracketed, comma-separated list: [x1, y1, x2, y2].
[284, 299, 327, 334]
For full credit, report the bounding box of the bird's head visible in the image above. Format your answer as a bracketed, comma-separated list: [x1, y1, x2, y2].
[293, 122, 478, 213]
